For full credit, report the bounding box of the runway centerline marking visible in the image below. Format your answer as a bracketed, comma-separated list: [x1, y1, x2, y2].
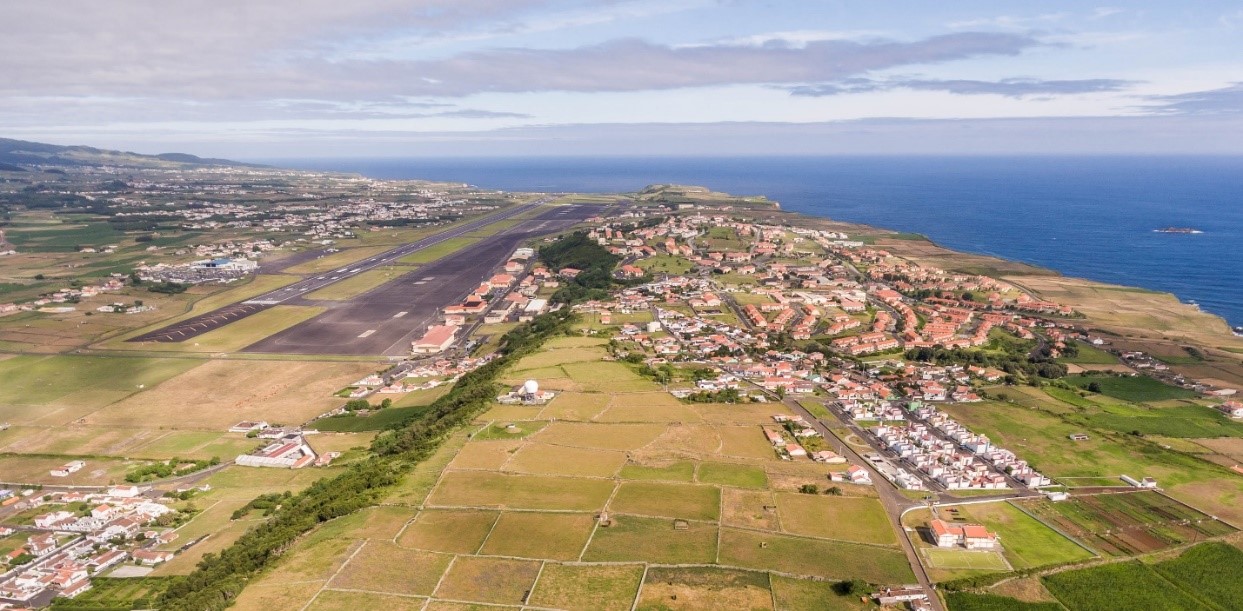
[358, 329, 376, 338]
[393, 311, 408, 318]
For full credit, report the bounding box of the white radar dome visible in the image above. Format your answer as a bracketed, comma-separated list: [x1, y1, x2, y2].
[523, 380, 540, 395]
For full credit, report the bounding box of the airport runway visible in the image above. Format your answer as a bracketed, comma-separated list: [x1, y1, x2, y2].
[127, 200, 553, 344]
[242, 204, 600, 356]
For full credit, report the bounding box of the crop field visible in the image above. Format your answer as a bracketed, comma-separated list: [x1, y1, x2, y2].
[637, 566, 772, 611]
[537, 391, 611, 420]
[1151, 542, 1243, 607]
[562, 361, 660, 392]
[306, 590, 427, 611]
[944, 592, 1064, 611]
[1057, 341, 1120, 365]
[507, 442, 628, 477]
[774, 493, 895, 545]
[1017, 491, 1235, 556]
[1042, 560, 1206, 611]
[477, 511, 596, 560]
[620, 460, 696, 482]
[610, 481, 721, 520]
[697, 462, 768, 489]
[1065, 374, 1199, 402]
[397, 509, 498, 554]
[427, 471, 615, 511]
[582, 515, 719, 564]
[86, 359, 373, 429]
[526, 563, 644, 611]
[329, 541, 451, 596]
[719, 529, 914, 583]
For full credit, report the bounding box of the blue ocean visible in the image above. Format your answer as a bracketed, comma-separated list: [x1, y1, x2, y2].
[267, 156, 1243, 328]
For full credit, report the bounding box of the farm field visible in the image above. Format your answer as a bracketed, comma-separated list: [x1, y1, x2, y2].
[1041, 559, 1207, 611]
[1015, 491, 1235, 557]
[907, 502, 1094, 571]
[1063, 374, 1198, 403]
[940, 400, 1243, 525]
[0, 354, 199, 425]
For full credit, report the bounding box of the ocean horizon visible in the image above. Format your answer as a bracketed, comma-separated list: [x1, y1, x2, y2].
[258, 155, 1243, 328]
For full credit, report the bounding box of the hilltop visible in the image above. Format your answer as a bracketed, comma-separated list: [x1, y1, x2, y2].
[0, 137, 263, 170]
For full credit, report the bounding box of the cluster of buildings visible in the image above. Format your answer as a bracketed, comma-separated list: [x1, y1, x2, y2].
[136, 255, 259, 285]
[0, 277, 126, 316]
[0, 487, 180, 605]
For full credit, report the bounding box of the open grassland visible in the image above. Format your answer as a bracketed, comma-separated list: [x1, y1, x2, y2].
[506, 442, 628, 477]
[582, 515, 718, 564]
[562, 361, 661, 393]
[1, 427, 258, 460]
[230, 581, 326, 611]
[636, 254, 695, 275]
[313, 405, 435, 433]
[449, 439, 521, 470]
[398, 509, 498, 554]
[0, 354, 198, 425]
[770, 575, 871, 610]
[86, 359, 373, 429]
[637, 567, 773, 611]
[527, 563, 644, 611]
[719, 529, 914, 583]
[610, 481, 721, 521]
[427, 471, 615, 511]
[1042, 560, 1207, 611]
[1057, 341, 1120, 365]
[478, 511, 596, 560]
[304, 268, 403, 300]
[0, 454, 137, 486]
[432, 556, 542, 605]
[1017, 491, 1234, 557]
[720, 489, 781, 531]
[774, 493, 896, 545]
[940, 401, 1243, 525]
[510, 345, 605, 370]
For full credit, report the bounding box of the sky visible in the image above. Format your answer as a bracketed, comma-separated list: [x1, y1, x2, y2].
[2, 0, 1242, 157]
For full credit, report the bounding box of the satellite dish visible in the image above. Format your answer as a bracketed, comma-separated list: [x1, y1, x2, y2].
[523, 380, 539, 395]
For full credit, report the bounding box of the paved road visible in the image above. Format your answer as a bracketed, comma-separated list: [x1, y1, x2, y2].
[127, 200, 550, 343]
[241, 204, 602, 356]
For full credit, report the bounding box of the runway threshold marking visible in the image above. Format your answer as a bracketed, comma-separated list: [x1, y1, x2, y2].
[358, 329, 377, 338]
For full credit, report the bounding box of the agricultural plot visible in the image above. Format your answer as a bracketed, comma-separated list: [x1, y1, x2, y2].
[770, 575, 872, 611]
[637, 567, 773, 611]
[506, 442, 628, 477]
[774, 493, 896, 545]
[562, 361, 660, 392]
[1016, 491, 1235, 557]
[910, 502, 1093, 570]
[1042, 560, 1206, 611]
[527, 563, 644, 611]
[308, 590, 428, 611]
[537, 391, 610, 420]
[329, 541, 451, 596]
[534, 421, 666, 450]
[427, 471, 615, 511]
[718, 529, 914, 583]
[719, 489, 781, 531]
[620, 460, 696, 482]
[1064, 374, 1198, 402]
[582, 515, 718, 564]
[432, 556, 541, 605]
[1151, 542, 1243, 609]
[397, 510, 498, 554]
[478, 511, 596, 560]
[449, 439, 521, 470]
[944, 592, 1064, 611]
[697, 462, 768, 489]
[610, 481, 721, 521]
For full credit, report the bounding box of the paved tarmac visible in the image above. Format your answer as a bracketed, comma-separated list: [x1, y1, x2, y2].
[126, 200, 557, 344]
[241, 204, 600, 356]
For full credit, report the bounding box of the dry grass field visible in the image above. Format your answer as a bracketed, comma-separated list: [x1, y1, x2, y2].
[527, 563, 643, 611]
[398, 509, 498, 554]
[85, 359, 373, 429]
[478, 512, 596, 560]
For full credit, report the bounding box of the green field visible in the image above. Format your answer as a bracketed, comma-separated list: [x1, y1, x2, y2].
[944, 592, 1064, 611]
[1057, 341, 1119, 365]
[923, 502, 1095, 570]
[313, 405, 434, 432]
[1151, 542, 1243, 609]
[620, 460, 696, 482]
[527, 563, 644, 611]
[923, 548, 1011, 570]
[1064, 374, 1198, 403]
[1042, 560, 1207, 611]
[582, 515, 718, 564]
[0, 354, 199, 424]
[636, 254, 694, 275]
[697, 462, 768, 489]
[610, 481, 720, 521]
[719, 528, 915, 583]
